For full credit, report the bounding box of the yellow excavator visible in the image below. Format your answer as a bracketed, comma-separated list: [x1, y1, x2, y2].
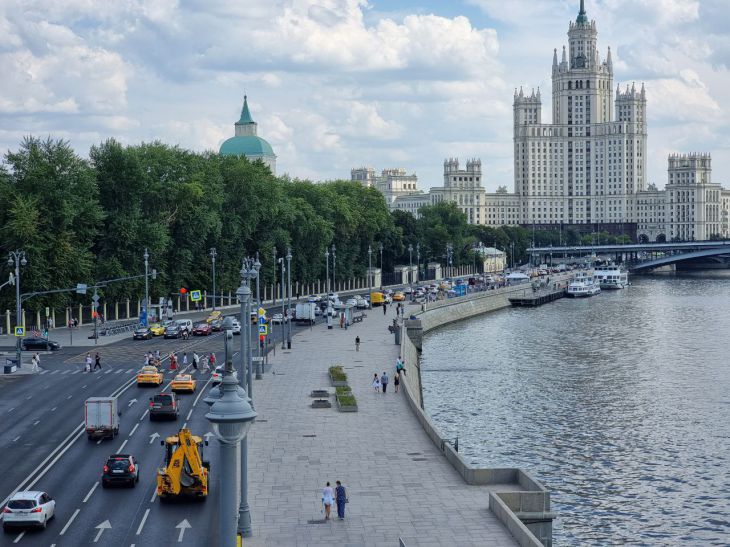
[157, 428, 210, 500]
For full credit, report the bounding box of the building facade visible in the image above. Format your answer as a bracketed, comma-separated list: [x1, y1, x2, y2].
[351, 1, 728, 242]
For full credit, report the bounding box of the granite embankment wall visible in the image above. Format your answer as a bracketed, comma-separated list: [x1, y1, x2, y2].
[399, 281, 570, 547]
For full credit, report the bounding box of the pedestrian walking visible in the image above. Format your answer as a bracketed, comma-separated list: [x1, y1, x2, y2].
[396, 355, 405, 375]
[85, 353, 92, 372]
[355, 336, 360, 352]
[372, 373, 380, 393]
[201, 356, 210, 372]
[381, 371, 389, 394]
[170, 353, 177, 371]
[182, 352, 188, 367]
[155, 349, 161, 361]
[394, 371, 400, 392]
[93, 352, 102, 370]
[144, 353, 150, 366]
[209, 352, 216, 368]
[192, 352, 199, 370]
[321, 482, 335, 520]
[383, 302, 387, 315]
[31, 353, 40, 373]
[335, 481, 348, 520]
[339, 314, 344, 329]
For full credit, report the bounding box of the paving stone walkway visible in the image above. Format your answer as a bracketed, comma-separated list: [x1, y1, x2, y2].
[247, 306, 518, 547]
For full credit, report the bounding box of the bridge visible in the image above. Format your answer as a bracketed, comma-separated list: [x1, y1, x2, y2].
[527, 241, 730, 272]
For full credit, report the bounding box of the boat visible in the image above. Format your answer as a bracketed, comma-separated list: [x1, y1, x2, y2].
[566, 272, 601, 297]
[593, 264, 628, 289]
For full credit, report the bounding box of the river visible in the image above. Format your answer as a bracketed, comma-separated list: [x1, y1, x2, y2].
[421, 275, 730, 545]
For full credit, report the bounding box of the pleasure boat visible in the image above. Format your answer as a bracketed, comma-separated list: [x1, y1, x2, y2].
[566, 272, 601, 297]
[593, 264, 628, 289]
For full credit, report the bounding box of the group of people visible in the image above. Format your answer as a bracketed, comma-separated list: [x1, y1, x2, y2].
[372, 355, 405, 394]
[83, 352, 102, 372]
[143, 350, 216, 372]
[321, 481, 348, 520]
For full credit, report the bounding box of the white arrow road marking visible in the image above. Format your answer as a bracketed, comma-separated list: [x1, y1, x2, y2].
[83, 482, 99, 503]
[60, 508, 80, 535]
[128, 398, 137, 407]
[94, 520, 112, 543]
[136, 508, 150, 535]
[176, 519, 191, 542]
[129, 423, 139, 437]
[149, 433, 160, 445]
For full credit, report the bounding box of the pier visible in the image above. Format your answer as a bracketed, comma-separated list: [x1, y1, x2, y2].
[508, 288, 565, 307]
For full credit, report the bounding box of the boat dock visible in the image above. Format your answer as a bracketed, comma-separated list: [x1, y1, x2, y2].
[508, 288, 565, 307]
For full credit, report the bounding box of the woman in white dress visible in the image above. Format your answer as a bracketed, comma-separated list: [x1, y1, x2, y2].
[372, 373, 380, 393]
[322, 482, 335, 520]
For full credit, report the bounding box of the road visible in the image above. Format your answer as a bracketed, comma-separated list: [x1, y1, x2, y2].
[0, 306, 294, 547]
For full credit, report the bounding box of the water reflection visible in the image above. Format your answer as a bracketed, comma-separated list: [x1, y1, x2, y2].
[422, 277, 730, 545]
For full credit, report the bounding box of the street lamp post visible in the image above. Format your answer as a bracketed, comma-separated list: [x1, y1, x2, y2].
[253, 255, 262, 378]
[8, 251, 26, 369]
[331, 244, 336, 293]
[367, 245, 372, 307]
[325, 249, 330, 294]
[143, 248, 150, 325]
[379, 243, 384, 283]
[446, 243, 453, 278]
[286, 248, 292, 350]
[205, 330, 256, 546]
[279, 257, 285, 350]
[271, 249, 277, 305]
[210, 247, 217, 310]
[416, 243, 420, 283]
[408, 244, 413, 287]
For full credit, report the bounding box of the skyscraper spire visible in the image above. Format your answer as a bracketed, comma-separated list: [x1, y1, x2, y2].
[577, 0, 588, 24]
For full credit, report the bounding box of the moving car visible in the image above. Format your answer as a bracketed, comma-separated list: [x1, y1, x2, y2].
[20, 337, 61, 351]
[149, 392, 179, 420]
[210, 318, 223, 332]
[211, 365, 237, 386]
[171, 374, 196, 393]
[132, 326, 152, 340]
[136, 365, 164, 386]
[307, 294, 321, 303]
[102, 454, 140, 488]
[149, 322, 166, 336]
[392, 292, 406, 301]
[229, 318, 241, 335]
[2, 491, 55, 531]
[192, 322, 212, 336]
[370, 292, 385, 306]
[205, 310, 222, 324]
[164, 324, 182, 339]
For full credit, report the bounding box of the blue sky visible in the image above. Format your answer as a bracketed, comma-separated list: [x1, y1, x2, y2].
[1, 0, 728, 191]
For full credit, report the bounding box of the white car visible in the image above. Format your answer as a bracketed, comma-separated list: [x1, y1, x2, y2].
[345, 298, 358, 307]
[271, 313, 286, 324]
[3, 491, 55, 531]
[211, 365, 238, 385]
[307, 295, 321, 303]
[230, 319, 241, 335]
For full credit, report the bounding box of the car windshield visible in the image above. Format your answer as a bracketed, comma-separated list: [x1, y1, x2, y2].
[154, 395, 172, 404]
[8, 499, 36, 509]
[107, 458, 130, 470]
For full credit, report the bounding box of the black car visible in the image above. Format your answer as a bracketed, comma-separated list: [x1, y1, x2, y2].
[164, 325, 181, 339]
[102, 454, 139, 488]
[149, 393, 179, 420]
[20, 337, 61, 351]
[132, 326, 152, 340]
[210, 319, 223, 332]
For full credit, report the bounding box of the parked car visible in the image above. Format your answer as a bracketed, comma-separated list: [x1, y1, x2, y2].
[149, 392, 179, 420]
[2, 491, 55, 531]
[102, 454, 139, 488]
[20, 337, 61, 351]
[192, 322, 212, 336]
[132, 326, 152, 340]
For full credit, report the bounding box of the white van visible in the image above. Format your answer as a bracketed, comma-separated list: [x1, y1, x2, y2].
[175, 319, 193, 333]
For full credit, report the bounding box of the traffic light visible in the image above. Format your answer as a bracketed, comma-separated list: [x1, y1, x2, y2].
[180, 288, 188, 295]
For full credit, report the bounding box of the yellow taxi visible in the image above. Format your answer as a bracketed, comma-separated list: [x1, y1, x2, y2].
[170, 374, 196, 393]
[206, 310, 222, 324]
[136, 365, 164, 386]
[149, 323, 166, 336]
[392, 291, 406, 301]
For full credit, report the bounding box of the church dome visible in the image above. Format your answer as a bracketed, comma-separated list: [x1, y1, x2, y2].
[219, 135, 274, 157]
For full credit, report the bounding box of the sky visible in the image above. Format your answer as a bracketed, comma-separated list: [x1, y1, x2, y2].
[1, 0, 728, 192]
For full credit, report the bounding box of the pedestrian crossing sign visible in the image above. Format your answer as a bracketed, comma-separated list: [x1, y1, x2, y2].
[14, 326, 25, 337]
[258, 325, 268, 335]
[190, 290, 202, 302]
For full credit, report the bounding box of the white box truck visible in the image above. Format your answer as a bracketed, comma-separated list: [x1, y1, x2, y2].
[295, 302, 316, 325]
[85, 397, 120, 440]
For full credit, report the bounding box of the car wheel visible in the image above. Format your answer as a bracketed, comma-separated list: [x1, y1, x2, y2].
[41, 517, 47, 529]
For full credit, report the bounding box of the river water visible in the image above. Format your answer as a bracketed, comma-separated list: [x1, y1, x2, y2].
[421, 275, 730, 545]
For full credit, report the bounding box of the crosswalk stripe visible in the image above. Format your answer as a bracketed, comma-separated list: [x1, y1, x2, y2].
[115, 369, 124, 374]
[50, 370, 59, 375]
[40, 370, 49, 375]
[71, 370, 80, 374]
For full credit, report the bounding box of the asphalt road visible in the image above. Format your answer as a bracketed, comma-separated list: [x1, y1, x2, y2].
[0, 306, 297, 547]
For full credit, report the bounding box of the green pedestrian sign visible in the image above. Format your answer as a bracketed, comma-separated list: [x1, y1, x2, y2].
[14, 326, 25, 337]
[190, 290, 202, 302]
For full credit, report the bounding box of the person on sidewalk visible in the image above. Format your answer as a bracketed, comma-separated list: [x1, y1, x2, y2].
[355, 336, 360, 352]
[396, 356, 406, 376]
[93, 352, 102, 370]
[381, 371, 389, 394]
[372, 373, 380, 393]
[335, 481, 348, 520]
[394, 371, 400, 393]
[321, 482, 335, 520]
[85, 353, 92, 373]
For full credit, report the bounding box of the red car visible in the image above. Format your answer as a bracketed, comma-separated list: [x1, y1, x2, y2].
[192, 322, 212, 336]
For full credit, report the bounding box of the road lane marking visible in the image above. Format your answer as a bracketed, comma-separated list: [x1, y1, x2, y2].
[12, 436, 20, 442]
[59, 508, 80, 535]
[140, 409, 149, 421]
[51, 406, 57, 412]
[93, 520, 111, 542]
[182, 422, 187, 428]
[12, 531, 24, 543]
[83, 482, 99, 503]
[33, 420, 40, 426]
[67, 395, 72, 399]
[135, 508, 150, 535]
[150, 491, 157, 503]
[126, 369, 133, 373]
[25, 395, 32, 400]
[72, 370, 80, 374]
[51, 370, 59, 374]
[61, 370, 70, 375]
[7, 408, 14, 413]
[115, 369, 124, 374]
[129, 423, 139, 437]
[81, 385, 87, 389]
[116, 439, 128, 452]
[186, 409, 193, 420]
[176, 519, 191, 542]
[96, 439, 103, 445]
[149, 433, 159, 444]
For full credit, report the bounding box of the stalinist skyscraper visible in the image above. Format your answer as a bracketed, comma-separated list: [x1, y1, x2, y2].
[513, 0, 647, 228]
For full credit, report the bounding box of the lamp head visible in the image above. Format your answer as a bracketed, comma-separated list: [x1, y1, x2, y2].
[20, 256, 27, 267]
[7, 256, 12, 267]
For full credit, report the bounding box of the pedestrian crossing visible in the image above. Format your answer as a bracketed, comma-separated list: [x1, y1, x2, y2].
[40, 368, 136, 375]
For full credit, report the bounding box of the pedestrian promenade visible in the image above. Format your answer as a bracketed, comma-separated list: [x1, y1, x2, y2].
[246, 306, 518, 546]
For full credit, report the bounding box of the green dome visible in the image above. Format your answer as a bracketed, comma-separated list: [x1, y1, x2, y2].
[219, 136, 275, 157]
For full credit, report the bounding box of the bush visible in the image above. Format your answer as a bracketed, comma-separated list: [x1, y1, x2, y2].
[335, 386, 352, 396]
[328, 365, 347, 382]
[337, 393, 357, 407]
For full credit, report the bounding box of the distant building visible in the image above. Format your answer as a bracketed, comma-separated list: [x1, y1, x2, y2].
[219, 96, 276, 174]
[351, 167, 418, 206]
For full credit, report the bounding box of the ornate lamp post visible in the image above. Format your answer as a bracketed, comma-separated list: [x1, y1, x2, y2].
[331, 244, 336, 293]
[286, 248, 292, 349]
[279, 256, 286, 350]
[379, 243, 384, 282]
[253, 255, 262, 376]
[367, 245, 372, 307]
[143, 248, 150, 325]
[8, 251, 26, 368]
[416, 243, 420, 283]
[408, 244, 413, 287]
[209, 247, 218, 310]
[325, 248, 330, 294]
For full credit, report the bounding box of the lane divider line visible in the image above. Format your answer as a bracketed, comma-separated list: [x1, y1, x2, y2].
[116, 439, 128, 452]
[12, 531, 24, 543]
[83, 482, 99, 503]
[128, 423, 139, 437]
[135, 508, 150, 535]
[59, 508, 80, 535]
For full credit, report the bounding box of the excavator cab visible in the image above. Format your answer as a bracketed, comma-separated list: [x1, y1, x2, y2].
[157, 428, 210, 500]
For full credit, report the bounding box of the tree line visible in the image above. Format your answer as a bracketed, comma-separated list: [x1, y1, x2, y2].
[0, 136, 617, 314]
